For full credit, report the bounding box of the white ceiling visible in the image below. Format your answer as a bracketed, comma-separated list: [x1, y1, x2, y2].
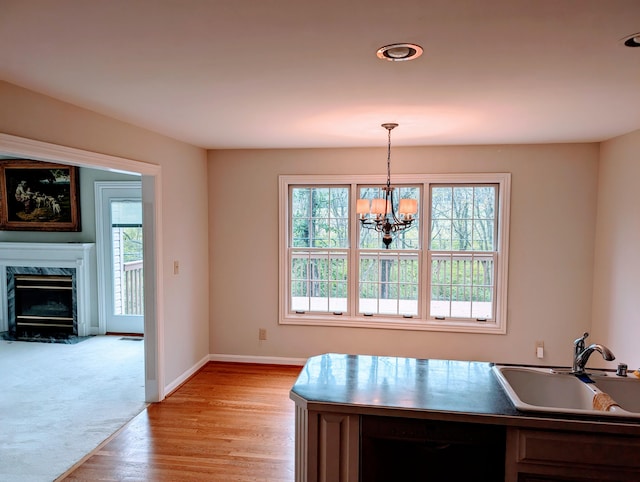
[1, 0, 639, 149]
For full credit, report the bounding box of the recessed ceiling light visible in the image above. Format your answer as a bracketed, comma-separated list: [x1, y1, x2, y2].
[376, 43, 423, 61]
[622, 32, 640, 47]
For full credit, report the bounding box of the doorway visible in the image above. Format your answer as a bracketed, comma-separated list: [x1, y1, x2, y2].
[95, 181, 143, 334]
[0, 133, 163, 403]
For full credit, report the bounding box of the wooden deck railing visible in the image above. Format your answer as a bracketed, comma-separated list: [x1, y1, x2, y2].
[123, 260, 143, 315]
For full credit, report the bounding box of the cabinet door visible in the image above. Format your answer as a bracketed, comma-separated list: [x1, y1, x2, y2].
[294, 407, 359, 482]
[507, 428, 640, 482]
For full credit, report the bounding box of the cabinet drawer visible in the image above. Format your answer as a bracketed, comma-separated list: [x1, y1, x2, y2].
[515, 429, 640, 470]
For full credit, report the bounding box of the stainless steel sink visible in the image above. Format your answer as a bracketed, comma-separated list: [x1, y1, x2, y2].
[492, 365, 640, 418]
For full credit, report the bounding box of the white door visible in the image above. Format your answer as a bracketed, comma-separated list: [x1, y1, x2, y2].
[95, 181, 144, 334]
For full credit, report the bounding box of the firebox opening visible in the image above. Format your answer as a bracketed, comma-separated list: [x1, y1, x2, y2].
[14, 274, 74, 338]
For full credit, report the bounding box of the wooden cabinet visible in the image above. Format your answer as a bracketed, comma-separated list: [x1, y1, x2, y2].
[290, 355, 640, 482]
[294, 408, 640, 482]
[505, 427, 640, 482]
[294, 405, 359, 482]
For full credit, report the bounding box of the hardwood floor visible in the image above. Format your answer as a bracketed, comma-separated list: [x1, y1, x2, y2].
[61, 362, 302, 481]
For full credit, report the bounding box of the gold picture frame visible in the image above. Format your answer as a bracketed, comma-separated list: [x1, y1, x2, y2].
[0, 160, 80, 231]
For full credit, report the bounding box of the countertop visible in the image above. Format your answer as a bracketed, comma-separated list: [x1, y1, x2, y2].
[290, 353, 640, 432]
[291, 353, 516, 415]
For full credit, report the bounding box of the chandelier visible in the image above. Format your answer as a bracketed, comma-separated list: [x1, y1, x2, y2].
[356, 123, 417, 248]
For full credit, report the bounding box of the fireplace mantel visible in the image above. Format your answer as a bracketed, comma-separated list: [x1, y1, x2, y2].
[0, 242, 95, 336]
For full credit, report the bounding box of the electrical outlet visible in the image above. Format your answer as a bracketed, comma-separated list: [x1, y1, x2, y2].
[259, 328, 267, 341]
[173, 260, 179, 275]
[535, 340, 544, 359]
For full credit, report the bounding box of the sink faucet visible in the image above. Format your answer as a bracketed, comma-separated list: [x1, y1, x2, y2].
[572, 332, 615, 374]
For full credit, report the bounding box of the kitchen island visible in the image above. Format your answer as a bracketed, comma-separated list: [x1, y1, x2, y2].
[290, 353, 640, 482]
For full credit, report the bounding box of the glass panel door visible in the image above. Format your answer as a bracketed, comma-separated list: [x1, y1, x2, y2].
[111, 200, 144, 318]
[95, 182, 144, 334]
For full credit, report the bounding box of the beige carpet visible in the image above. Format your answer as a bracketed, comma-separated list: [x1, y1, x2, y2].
[0, 335, 146, 481]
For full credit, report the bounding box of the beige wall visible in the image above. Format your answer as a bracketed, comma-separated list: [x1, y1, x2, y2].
[592, 129, 640, 369]
[6, 78, 630, 373]
[0, 81, 210, 388]
[209, 143, 600, 366]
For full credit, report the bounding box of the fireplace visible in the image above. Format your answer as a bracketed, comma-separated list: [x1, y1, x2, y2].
[0, 242, 95, 337]
[12, 271, 75, 337]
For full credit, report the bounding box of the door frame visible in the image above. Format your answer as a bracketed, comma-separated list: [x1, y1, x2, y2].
[95, 181, 143, 335]
[0, 133, 164, 403]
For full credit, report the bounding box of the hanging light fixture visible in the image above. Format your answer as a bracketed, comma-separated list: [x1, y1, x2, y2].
[357, 123, 417, 248]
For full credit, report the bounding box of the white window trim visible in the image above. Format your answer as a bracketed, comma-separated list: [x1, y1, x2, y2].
[278, 173, 511, 334]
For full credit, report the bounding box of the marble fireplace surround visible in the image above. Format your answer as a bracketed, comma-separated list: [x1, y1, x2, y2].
[0, 243, 95, 337]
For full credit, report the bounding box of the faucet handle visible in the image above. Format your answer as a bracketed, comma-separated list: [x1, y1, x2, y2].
[574, 332, 589, 346]
[573, 332, 589, 354]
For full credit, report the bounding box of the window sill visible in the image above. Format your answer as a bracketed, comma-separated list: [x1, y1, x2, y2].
[279, 315, 506, 334]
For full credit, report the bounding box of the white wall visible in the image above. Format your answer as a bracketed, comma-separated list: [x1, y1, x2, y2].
[208, 143, 600, 366]
[591, 129, 640, 369]
[0, 81, 210, 390]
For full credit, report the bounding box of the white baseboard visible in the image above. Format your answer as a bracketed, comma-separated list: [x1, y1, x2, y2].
[163, 353, 210, 396]
[209, 353, 307, 366]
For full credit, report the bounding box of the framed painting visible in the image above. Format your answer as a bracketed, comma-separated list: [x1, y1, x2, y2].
[0, 160, 81, 231]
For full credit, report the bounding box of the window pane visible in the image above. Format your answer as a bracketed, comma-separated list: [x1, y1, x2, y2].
[428, 184, 498, 321]
[311, 188, 329, 218]
[453, 187, 473, 219]
[330, 256, 347, 280]
[312, 218, 329, 247]
[111, 200, 143, 316]
[451, 286, 472, 318]
[329, 218, 348, 247]
[359, 226, 381, 249]
[358, 252, 418, 316]
[358, 185, 420, 250]
[292, 218, 310, 247]
[431, 187, 452, 219]
[474, 186, 496, 219]
[359, 255, 378, 283]
[329, 281, 347, 312]
[430, 285, 451, 317]
[399, 283, 418, 314]
[290, 250, 348, 314]
[399, 257, 418, 282]
[452, 219, 472, 250]
[292, 188, 310, 217]
[473, 185, 496, 250]
[473, 220, 494, 251]
[291, 255, 308, 280]
[330, 188, 349, 216]
[291, 280, 309, 311]
[431, 255, 451, 284]
[429, 253, 495, 321]
[111, 200, 142, 226]
[393, 224, 419, 249]
[430, 185, 497, 252]
[430, 219, 451, 250]
[291, 186, 349, 249]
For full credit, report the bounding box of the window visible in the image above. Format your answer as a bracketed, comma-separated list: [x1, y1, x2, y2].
[289, 186, 349, 313]
[358, 184, 420, 317]
[279, 173, 510, 334]
[429, 185, 496, 321]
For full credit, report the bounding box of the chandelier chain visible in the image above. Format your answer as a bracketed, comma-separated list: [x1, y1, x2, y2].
[386, 126, 392, 189]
